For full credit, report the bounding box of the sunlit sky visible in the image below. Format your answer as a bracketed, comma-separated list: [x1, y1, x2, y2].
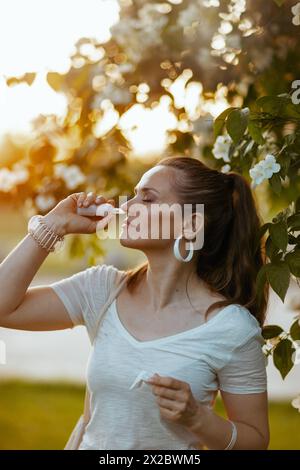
[0, 0, 119, 131]
[0, 0, 230, 157]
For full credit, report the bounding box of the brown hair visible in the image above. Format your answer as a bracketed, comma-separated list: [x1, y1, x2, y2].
[123, 156, 269, 327]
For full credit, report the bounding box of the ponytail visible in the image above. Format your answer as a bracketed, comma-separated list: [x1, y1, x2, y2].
[219, 172, 269, 325]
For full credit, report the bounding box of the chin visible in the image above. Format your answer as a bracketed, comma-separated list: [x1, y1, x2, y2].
[119, 231, 170, 253]
[119, 234, 148, 249]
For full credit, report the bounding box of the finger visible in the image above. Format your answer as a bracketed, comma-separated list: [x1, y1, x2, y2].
[95, 195, 106, 205]
[83, 191, 96, 207]
[151, 385, 180, 401]
[147, 375, 183, 390]
[155, 396, 177, 411]
[77, 192, 86, 207]
[107, 198, 115, 207]
[158, 408, 177, 421]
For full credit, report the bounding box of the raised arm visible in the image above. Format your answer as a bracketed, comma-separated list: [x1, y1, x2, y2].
[0, 192, 115, 331]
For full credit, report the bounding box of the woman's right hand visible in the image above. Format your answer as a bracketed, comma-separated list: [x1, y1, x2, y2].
[43, 192, 116, 236]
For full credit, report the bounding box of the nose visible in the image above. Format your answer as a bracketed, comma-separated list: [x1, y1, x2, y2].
[120, 193, 136, 214]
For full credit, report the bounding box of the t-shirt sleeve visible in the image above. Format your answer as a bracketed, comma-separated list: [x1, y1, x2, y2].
[217, 325, 268, 394]
[49, 263, 125, 341]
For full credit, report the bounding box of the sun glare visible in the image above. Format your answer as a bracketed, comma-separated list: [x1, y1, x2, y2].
[0, 0, 119, 136]
[0, 0, 232, 157]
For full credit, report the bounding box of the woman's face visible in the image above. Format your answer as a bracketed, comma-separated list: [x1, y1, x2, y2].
[119, 165, 184, 250]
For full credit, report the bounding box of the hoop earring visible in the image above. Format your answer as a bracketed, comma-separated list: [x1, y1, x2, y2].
[173, 234, 194, 262]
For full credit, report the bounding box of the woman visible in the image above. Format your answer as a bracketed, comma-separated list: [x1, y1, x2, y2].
[0, 156, 270, 450]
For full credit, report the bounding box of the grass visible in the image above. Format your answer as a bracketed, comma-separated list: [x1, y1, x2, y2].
[0, 379, 299, 450]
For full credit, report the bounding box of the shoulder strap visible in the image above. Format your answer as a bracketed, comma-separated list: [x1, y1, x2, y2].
[82, 269, 128, 426]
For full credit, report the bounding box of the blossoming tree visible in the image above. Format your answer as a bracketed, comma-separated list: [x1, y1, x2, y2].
[0, 0, 299, 407]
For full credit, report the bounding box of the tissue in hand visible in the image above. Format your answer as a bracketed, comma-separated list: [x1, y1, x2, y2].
[129, 370, 157, 390]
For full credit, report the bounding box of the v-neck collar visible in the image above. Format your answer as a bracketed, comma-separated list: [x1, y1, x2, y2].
[111, 297, 238, 348]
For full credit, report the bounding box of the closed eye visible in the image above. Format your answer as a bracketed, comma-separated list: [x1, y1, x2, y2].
[128, 194, 152, 203]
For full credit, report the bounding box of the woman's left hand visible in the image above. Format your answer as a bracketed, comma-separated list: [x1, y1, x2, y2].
[146, 373, 202, 430]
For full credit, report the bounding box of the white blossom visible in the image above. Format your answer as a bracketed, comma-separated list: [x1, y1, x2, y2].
[249, 154, 281, 188]
[221, 164, 231, 173]
[178, 4, 200, 28]
[262, 154, 281, 178]
[291, 394, 300, 412]
[249, 163, 267, 187]
[35, 194, 56, 212]
[0, 168, 16, 192]
[54, 164, 86, 190]
[291, 2, 300, 26]
[203, 0, 220, 7]
[11, 162, 29, 184]
[94, 82, 131, 106]
[212, 135, 233, 162]
[219, 0, 246, 23]
[110, 4, 168, 64]
[0, 163, 29, 192]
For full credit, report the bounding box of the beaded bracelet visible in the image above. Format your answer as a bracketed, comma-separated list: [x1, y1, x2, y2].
[28, 215, 65, 253]
[224, 420, 237, 450]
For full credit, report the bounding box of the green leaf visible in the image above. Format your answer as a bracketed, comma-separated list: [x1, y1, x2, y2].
[273, 253, 283, 264]
[248, 120, 265, 145]
[262, 325, 284, 339]
[272, 0, 286, 6]
[287, 214, 300, 231]
[256, 95, 289, 115]
[214, 107, 236, 137]
[268, 173, 282, 195]
[285, 249, 300, 277]
[281, 101, 300, 119]
[265, 261, 290, 303]
[265, 235, 280, 261]
[276, 153, 291, 179]
[269, 221, 288, 251]
[290, 319, 300, 341]
[273, 339, 295, 379]
[226, 108, 249, 143]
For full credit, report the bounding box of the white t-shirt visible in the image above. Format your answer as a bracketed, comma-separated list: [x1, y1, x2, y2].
[49, 263, 268, 450]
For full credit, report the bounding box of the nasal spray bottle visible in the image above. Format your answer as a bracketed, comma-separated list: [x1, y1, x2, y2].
[77, 203, 126, 230]
[76, 202, 125, 217]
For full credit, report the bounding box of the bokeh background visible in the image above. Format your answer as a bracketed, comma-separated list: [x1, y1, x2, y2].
[0, 0, 299, 449]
